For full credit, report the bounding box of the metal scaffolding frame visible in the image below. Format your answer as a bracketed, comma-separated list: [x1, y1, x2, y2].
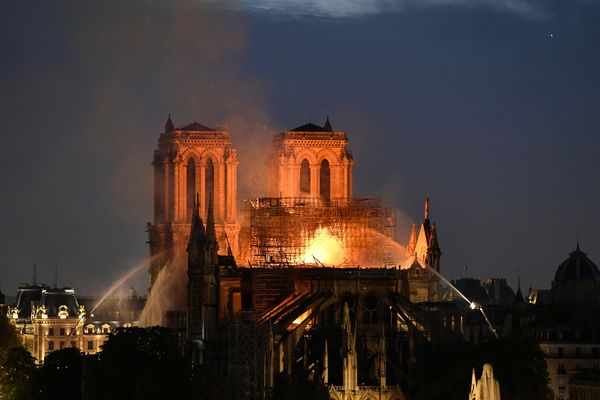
[239, 197, 397, 268]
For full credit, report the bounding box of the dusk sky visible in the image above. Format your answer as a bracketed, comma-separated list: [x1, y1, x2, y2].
[1, 0, 599, 296]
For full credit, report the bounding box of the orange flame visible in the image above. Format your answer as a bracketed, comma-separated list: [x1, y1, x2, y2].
[302, 227, 346, 265]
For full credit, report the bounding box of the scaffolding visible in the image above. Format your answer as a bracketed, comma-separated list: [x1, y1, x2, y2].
[227, 311, 268, 400]
[239, 197, 397, 268]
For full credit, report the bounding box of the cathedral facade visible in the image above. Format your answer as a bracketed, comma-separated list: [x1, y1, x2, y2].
[267, 118, 353, 201]
[148, 116, 445, 399]
[147, 117, 240, 286]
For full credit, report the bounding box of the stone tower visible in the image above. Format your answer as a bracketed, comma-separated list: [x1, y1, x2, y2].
[267, 117, 353, 202]
[147, 116, 240, 287]
[469, 364, 501, 400]
[406, 198, 442, 272]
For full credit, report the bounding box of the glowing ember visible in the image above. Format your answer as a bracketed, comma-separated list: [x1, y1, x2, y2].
[302, 227, 346, 265]
[289, 309, 312, 330]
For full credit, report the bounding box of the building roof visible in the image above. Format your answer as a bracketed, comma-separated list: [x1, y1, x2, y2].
[553, 243, 600, 286]
[14, 284, 48, 319]
[451, 278, 488, 303]
[290, 122, 327, 132]
[290, 117, 334, 132]
[178, 122, 216, 132]
[39, 288, 80, 318]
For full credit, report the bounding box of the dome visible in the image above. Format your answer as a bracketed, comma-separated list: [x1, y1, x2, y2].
[553, 243, 600, 287]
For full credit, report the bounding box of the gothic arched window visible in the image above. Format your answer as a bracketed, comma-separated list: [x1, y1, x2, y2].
[320, 159, 330, 202]
[300, 159, 310, 194]
[205, 158, 214, 212]
[186, 159, 196, 221]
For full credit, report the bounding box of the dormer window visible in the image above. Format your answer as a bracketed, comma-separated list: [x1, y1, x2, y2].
[58, 305, 69, 319]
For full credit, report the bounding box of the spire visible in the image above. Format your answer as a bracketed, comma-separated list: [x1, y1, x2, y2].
[341, 302, 357, 391]
[323, 339, 329, 384]
[165, 114, 174, 132]
[224, 232, 233, 257]
[205, 193, 218, 247]
[378, 322, 387, 387]
[428, 223, 440, 251]
[424, 197, 430, 220]
[406, 223, 418, 257]
[323, 116, 332, 131]
[470, 368, 477, 399]
[513, 269, 524, 305]
[204, 193, 219, 266]
[187, 193, 206, 269]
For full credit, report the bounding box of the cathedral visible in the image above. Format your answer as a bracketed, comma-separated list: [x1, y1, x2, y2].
[146, 116, 446, 399]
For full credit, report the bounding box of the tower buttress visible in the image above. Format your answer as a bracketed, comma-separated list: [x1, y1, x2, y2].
[267, 118, 353, 202]
[147, 116, 240, 289]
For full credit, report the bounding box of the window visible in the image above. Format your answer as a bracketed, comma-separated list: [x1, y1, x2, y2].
[204, 158, 214, 213]
[70, 341, 76, 348]
[558, 347, 564, 357]
[300, 159, 310, 194]
[87, 341, 94, 350]
[60, 328, 65, 336]
[592, 347, 599, 357]
[59, 341, 65, 349]
[48, 328, 54, 336]
[576, 347, 581, 357]
[48, 341, 54, 351]
[319, 159, 330, 202]
[86, 324, 94, 334]
[186, 158, 196, 221]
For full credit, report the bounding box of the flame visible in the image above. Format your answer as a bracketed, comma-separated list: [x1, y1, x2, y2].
[302, 227, 346, 265]
[289, 309, 312, 330]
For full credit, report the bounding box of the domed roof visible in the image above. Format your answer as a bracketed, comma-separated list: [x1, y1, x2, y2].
[553, 243, 600, 287]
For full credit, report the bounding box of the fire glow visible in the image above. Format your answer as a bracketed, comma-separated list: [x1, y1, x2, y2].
[302, 227, 346, 266]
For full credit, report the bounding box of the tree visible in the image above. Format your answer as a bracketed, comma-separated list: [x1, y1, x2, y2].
[189, 364, 232, 400]
[273, 369, 329, 400]
[408, 338, 553, 400]
[0, 317, 20, 352]
[0, 346, 37, 400]
[88, 326, 190, 400]
[37, 347, 83, 400]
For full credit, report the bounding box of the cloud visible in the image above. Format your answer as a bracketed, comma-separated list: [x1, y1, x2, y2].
[227, 0, 549, 19]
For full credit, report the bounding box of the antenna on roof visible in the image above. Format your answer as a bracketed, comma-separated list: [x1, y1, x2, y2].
[577, 227, 580, 250]
[33, 260, 37, 286]
[54, 257, 58, 289]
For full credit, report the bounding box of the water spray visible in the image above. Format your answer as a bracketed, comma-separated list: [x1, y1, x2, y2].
[424, 262, 499, 340]
[70, 253, 162, 336]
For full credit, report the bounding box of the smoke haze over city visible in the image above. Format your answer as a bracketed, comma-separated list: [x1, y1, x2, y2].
[1, 0, 599, 296]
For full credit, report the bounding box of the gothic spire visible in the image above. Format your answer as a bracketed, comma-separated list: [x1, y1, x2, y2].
[424, 197, 430, 221]
[205, 193, 218, 247]
[513, 269, 525, 305]
[187, 193, 206, 268]
[165, 114, 174, 132]
[406, 223, 418, 257]
[428, 223, 440, 251]
[324, 116, 332, 131]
